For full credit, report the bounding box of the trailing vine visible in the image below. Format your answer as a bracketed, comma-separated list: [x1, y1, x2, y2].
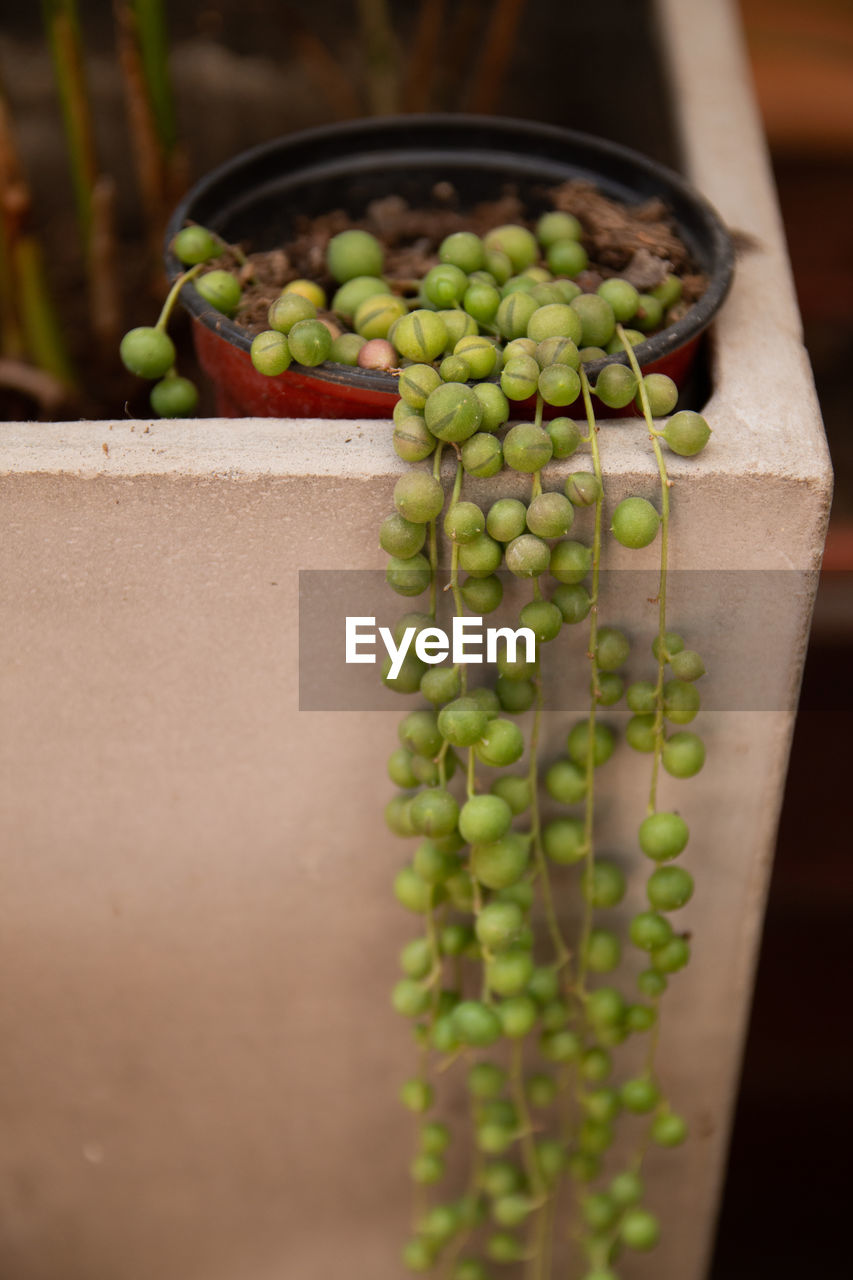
[372, 230, 711, 1279]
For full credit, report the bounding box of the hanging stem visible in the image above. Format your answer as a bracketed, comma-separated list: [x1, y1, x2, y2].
[509, 1039, 545, 1196]
[557, 372, 609, 1273]
[617, 325, 671, 816]
[531, 397, 545, 500]
[529, 624, 571, 972]
[527, 457, 576, 1045]
[443, 456, 468, 701]
[614, 329, 684, 1199]
[507, 1039, 550, 1280]
[540, 1189, 556, 1280]
[575, 369, 605, 997]
[428, 442, 445, 619]
[465, 746, 493, 1003]
[155, 263, 202, 331]
[446, 457, 465, 577]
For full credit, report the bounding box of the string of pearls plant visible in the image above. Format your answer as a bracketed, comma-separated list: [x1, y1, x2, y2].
[122, 211, 712, 1279]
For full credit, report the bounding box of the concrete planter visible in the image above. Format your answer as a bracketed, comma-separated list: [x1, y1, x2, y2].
[0, 3, 831, 1280]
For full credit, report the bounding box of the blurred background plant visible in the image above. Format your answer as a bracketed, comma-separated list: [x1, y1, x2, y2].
[0, 0, 687, 421]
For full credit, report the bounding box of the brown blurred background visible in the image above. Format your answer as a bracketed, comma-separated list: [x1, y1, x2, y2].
[714, 3, 852, 1276]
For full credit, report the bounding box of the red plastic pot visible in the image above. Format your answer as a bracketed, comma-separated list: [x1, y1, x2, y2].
[165, 116, 733, 419]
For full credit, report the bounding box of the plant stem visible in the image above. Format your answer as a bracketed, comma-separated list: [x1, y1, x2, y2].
[617, 325, 671, 816]
[424, 902, 442, 997]
[155, 263, 202, 330]
[557, 369, 608, 1265]
[464, 744, 492, 1004]
[644, 995, 662, 1075]
[508, 1039, 549, 1280]
[529, 659, 571, 972]
[43, 0, 121, 345]
[436, 739, 449, 790]
[616, 329, 683, 1195]
[447, 457, 467, 691]
[532, 401, 544, 504]
[412, 895, 444, 1232]
[510, 1038, 545, 1195]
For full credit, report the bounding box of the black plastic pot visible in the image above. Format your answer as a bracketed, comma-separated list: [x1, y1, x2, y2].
[165, 115, 734, 418]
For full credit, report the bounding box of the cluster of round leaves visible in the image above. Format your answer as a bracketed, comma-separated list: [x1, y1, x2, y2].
[303, 215, 688, 377]
[119, 323, 199, 418]
[249, 290, 337, 377]
[242, 218, 710, 451]
[125, 217, 715, 477]
[389, 358, 707, 502]
[396, 901, 684, 1277]
[246, 227, 711, 464]
[119, 224, 246, 416]
[383, 455, 623, 637]
[623, 631, 707, 780]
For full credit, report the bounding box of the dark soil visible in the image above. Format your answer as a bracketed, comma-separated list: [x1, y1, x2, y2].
[211, 179, 708, 337]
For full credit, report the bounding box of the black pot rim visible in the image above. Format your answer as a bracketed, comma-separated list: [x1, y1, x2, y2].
[165, 113, 734, 392]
